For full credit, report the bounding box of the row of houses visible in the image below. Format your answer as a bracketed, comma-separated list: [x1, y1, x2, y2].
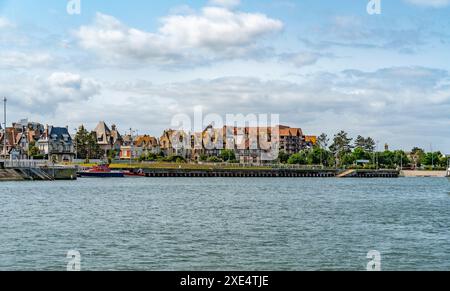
[0, 120, 317, 164]
[157, 125, 317, 164]
[0, 119, 75, 163]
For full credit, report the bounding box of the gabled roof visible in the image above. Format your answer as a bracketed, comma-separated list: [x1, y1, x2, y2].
[94, 121, 111, 135]
[279, 127, 303, 137]
[93, 121, 111, 145]
[49, 127, 72, 142]
[0, 127, 28, 146]
[110, 126, 122, 143]
[134, 135, 158, 147]
[94, 121, 122, 145]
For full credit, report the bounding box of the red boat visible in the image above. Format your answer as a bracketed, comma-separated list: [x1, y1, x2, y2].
[123, 169, 146, 177]
[78, 165, 125, 178]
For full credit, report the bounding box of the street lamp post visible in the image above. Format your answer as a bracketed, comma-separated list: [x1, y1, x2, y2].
[376, 140, 380, 170]
[430, 143, 434, 169]
[129, 128, 134, 167]
[2, 97, 6, 162]
[400, 155, 403, 171]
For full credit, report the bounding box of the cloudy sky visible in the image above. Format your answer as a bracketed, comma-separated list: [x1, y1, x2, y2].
[0, 0, 450, 151]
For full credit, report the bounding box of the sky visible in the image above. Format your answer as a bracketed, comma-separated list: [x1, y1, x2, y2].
[0, 0, 450, 151]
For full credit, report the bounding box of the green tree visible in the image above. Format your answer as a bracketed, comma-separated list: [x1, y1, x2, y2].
[27, 140, 40, 158]
[199, 154, 207, 162]
[220, 149, 236, 162]
[410, 147, 425, 168]
[329, 131, 353, 165]
[163, 155, 186, 163]
[373, 150, 411, 169]
[341, 153, 356, 166]
[393, 150, 411, 168]
[307, 147, 331, 166]
[278, 151, 290, 164]
[378, 151, 395, 168]
[439, 155, 449, 168]
[421, 152, 443, 167]
[288, 151, 308, 165]
[317, 133, 329, 149]
[354, 135, 375, 153]
[354, 135, 366, 149]
[352, 147, 371, 161]
[364, 137, 376, 152]
[107, 149, 118, 160]
[75, 125, 103, 160]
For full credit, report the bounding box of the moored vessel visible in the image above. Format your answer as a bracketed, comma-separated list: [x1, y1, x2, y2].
[77, 164, 124, 178]
[123, 169, 146, 177]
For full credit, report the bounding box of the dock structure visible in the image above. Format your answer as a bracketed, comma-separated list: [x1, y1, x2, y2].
[336, 169, 399, 178]
[130, 168, 399, 178]
[0, 160, 77, 181]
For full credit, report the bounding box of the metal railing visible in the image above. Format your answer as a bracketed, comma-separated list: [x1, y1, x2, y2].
[4, 159, 49, 168]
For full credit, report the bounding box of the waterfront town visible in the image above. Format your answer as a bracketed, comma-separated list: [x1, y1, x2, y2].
[0, 119, 448, 171]
[0, 119, 317, 165]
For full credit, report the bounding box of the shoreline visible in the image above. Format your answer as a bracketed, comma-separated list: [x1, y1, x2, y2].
[2, 168, 448, 182]
[400, 170, 447, 178]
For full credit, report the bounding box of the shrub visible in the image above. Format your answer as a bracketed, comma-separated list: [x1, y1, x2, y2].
[163, 155, 186, 163]
[220, 150, 236, 162]
[207, 156, 223, 163]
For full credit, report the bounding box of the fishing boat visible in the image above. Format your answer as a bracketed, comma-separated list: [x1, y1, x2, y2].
[77, 164, 124, 178]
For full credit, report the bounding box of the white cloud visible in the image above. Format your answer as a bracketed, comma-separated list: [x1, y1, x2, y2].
[404, 0, 450, 7]
[160, 7, 282, 48]
[44, 72, 100, 102]
[92, 66, 450, 150]
[1, 72, 100, 112]
[208, 0, 241, 9]
[3, 66, 450, 150]
[0, 51, 53, 69]
[280, 52, 322, 68]
[74, 7, 283, 65]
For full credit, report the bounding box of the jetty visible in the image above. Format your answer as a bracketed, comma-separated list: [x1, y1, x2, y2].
[111, 164, 399, 178]
[0, 160, 77, 181]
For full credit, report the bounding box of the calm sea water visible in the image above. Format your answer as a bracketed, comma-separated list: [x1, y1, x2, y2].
[0, 177, 449, 271]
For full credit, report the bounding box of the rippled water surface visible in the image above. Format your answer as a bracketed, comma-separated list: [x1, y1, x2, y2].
[0, 177, 449, 270]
